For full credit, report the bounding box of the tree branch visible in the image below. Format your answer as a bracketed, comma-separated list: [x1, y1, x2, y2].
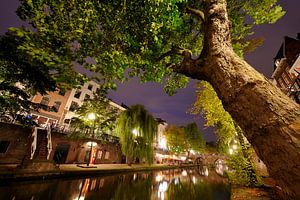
[158, 46, 192, 61]
[168, 57, 207, 81]
[186, 7, 205, 23]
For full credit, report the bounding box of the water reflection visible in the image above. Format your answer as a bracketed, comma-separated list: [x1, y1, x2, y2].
[0, 168, 230, 200]
[215, 159, 229, 176]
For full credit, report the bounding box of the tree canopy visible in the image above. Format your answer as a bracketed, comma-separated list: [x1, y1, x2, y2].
[115, 104, 157, 164]
[10, 0, 284, 94]
[0, 32, 56, 116]
[164, 123, 205, 156]
[191, 81, 236, 153]
[68, 90, 119, 139]
[191, 81, 260, 186]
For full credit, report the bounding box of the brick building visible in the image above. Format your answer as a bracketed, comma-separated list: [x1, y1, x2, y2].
[0, 123, 122, 164]
[271, 33, 300, 103]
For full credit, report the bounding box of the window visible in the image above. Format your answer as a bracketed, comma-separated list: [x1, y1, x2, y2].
[53, 101, 62, 112]
[0, 141, 10, 153]
[64, 119, 71, 124]
[40, 96, 50, 106]
[97, 151, 103, 159]
[58, 90, 65, 96]
[69, 101, 79, 112]
[104, 151, 110, 159]
[88, 84, 93, 91]
[84, 94, 90, 101]
[278, 77, 287, 87]
[74, 90, 82, 99]
[282, 73, 289, 86]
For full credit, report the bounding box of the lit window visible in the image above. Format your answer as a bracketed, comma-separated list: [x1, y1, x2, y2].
[104, 151, 110, 159]
[98, 151, 103, 159]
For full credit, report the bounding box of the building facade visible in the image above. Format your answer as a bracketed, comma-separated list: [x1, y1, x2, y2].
[0, 123, 122, 164]
[30, 80, 125, 129]
[272, 33, 300, 103]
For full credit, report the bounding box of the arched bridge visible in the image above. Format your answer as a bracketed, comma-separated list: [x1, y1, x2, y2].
[193, 153, 228, 166]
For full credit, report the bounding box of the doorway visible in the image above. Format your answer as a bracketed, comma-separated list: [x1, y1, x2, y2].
[53, 144, 70, 164]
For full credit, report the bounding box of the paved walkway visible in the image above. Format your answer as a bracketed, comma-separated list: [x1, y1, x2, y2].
[0, 163, 192, 181]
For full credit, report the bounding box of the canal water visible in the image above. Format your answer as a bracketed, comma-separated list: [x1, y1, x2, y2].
[0, 167, 230, 200]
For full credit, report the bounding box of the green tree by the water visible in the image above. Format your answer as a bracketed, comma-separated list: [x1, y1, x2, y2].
[191, 81, 260, 186]
[68, 90, 119, 139]
[164, 125, 187, 155]
[191, 81, 236, 153]
[0, 32, 55, 117]
[164, 123, 205, 158]
[115, 105, 157, 164]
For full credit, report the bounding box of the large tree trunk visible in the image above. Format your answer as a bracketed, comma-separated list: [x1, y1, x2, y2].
[179, 0, 300, 199]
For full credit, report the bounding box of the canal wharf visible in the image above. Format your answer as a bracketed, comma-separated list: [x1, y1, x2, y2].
[0, 163, 196, 181]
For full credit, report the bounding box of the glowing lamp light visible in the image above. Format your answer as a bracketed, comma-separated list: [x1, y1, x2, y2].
[74, 197, 85, 200]
[132, 129, 139, 136]
[87, 113, 96, 120]
[181, 170, 187, 176]
[87, 141, 97, 147]
[229, 148, 233, 155]
[204, 168, 209, 176]
[180, 156, 186, 161]
[192, 176, 196, 184]
[232, 144, 237, 150]
[159, 137, 167, 149]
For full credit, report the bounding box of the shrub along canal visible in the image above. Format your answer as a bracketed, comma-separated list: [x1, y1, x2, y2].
[0, 167, 230, 200]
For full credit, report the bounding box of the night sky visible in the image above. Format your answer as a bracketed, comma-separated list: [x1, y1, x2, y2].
[1, 0, 299, 141]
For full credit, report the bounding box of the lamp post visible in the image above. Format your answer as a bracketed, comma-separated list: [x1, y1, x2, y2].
[87, 113, 96, 166]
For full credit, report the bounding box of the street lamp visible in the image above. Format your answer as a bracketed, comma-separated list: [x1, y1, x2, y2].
[87, 113, 96, 166]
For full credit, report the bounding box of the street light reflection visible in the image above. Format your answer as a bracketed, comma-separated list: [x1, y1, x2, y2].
[156, 174, 163, 182]
[158, 181, 168, 200]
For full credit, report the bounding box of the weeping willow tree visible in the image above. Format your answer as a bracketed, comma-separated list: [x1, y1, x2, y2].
[115, 104, 157, 165]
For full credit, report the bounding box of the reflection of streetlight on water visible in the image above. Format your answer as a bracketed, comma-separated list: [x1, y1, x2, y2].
[87, 113, 96, 166]
[158, 181, 168, 200]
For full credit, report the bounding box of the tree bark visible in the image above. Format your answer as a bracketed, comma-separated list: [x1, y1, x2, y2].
[178, 0, 300, 199]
